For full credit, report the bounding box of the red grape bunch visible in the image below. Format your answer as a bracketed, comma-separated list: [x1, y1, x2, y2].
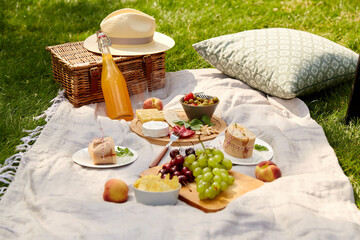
[158, 148, 195, 186]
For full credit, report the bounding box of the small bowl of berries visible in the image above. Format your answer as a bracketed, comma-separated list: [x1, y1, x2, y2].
[180, 92, 219, 120]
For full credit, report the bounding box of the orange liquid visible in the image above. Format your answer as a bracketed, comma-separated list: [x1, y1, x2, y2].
[101, 53, 134, 121]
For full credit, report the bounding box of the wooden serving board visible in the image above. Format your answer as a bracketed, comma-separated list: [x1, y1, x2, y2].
[130, 110, 227, 146]
[140, 166, 264, 213]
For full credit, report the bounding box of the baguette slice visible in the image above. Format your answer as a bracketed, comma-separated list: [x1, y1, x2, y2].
[223, 123, 256, 158]
[88, 137, 117, 165]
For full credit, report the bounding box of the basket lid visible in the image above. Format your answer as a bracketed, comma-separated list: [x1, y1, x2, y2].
[46, 41, 141, 71]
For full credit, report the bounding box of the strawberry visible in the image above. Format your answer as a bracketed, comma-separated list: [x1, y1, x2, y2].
[183, 92, 194, 102]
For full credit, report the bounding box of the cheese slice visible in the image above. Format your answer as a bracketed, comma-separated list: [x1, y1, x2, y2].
[223, 123, 256, 158]
[88, 137, 117, 165]
[136, 109, 165, 124]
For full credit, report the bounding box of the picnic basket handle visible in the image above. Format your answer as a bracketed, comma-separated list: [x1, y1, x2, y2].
[89, 66, 100, 93]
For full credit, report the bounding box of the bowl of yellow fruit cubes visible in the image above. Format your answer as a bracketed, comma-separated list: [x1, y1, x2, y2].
[133, 174, 181, 205]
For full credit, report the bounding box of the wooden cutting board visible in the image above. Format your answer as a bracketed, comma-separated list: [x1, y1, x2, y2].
[140, 166, 264, 213]
[130, 110, 227, 146]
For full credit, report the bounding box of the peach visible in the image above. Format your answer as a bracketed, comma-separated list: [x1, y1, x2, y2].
[255, 161, 281, 182]
[103, 179, 129, 203]
[143, 97, 163, 110]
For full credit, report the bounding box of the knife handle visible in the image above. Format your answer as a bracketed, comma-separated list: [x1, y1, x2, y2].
[149, 146, 168, 168]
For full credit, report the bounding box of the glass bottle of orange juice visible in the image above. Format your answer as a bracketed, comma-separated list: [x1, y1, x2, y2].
[98, 33, 134, 121]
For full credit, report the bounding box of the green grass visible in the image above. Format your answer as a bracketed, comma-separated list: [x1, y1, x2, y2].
[0, 0, 359, 207]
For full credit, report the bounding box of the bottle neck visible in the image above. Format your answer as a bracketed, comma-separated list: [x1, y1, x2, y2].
[99, 37, 111, 55]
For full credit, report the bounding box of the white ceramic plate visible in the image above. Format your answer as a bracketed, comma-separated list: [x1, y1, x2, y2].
[72, 146, 138, 168]
[209, 135, 273, 165]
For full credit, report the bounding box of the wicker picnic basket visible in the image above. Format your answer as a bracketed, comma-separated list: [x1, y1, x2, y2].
[46, 41, 165, 107]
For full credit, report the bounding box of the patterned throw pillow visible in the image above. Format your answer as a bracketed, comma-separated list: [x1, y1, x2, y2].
[193, 28, 358, 99]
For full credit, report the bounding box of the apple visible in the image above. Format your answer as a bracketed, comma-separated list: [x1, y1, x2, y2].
[143, 97, 163, 110]
[255, 161, 281, 182]
[103, 179, 129, 203]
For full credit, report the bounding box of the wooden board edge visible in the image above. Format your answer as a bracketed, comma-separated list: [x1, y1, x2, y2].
[178, 195, 226, 213]
[178, 171, 264, 213]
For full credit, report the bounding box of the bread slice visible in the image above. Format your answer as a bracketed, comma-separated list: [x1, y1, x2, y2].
[223, 123, 256, 158]
[88, 137, 117, 165]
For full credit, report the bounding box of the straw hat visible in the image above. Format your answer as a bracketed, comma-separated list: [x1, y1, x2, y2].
[84, 8, 175, 56]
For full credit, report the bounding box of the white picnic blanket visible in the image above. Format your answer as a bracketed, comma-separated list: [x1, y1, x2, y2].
[0, 69, 359, 239]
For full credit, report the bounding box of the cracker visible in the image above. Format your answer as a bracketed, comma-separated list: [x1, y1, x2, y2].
[163, 109, 182, 127]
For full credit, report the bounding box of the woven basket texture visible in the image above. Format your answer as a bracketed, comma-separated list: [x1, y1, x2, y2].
[46, 41, 165, 107]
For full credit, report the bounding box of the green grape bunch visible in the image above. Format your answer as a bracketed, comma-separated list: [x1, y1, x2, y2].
[183, 146, 234, 200]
